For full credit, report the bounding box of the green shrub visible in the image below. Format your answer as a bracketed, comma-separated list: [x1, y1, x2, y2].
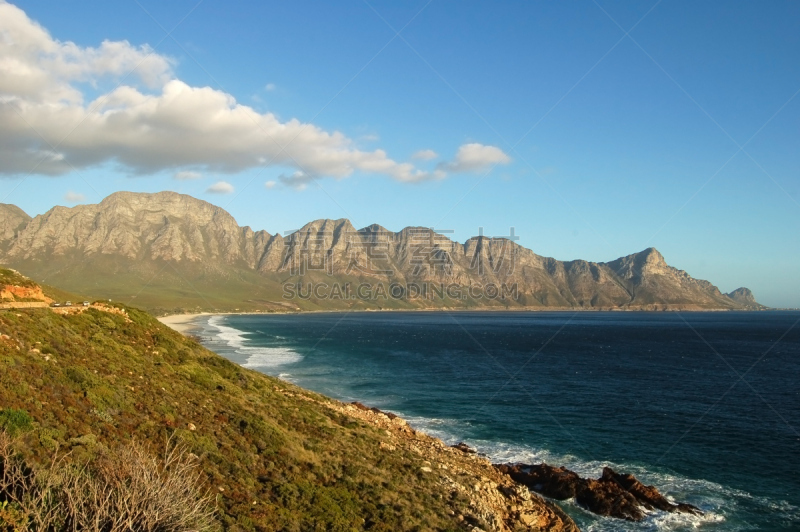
[0, 409, 32, 436]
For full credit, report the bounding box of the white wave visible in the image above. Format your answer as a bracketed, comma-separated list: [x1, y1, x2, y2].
[207, 315, 302, 368]
[241, 347, 302, 368]
[402, 415, 473, 443]
[398, 414, 799, 531]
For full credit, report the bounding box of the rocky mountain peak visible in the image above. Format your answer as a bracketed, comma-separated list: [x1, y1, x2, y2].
[0, 204, 31, 242]
[726, 287, 759, 306]
[642, 247, 665, 264]
[3, 191, 259, 265]
[639, 247, 668, 274]
[99, 190, 237, 225]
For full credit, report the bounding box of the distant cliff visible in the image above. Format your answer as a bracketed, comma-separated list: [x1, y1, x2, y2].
[0, 191, 764, 312]
[725, 287, 767, 310]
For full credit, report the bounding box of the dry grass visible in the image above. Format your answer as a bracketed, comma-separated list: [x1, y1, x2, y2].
[0, 431, 216, 532]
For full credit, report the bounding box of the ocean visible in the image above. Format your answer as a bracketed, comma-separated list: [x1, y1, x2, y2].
[194, 311, 800, 531]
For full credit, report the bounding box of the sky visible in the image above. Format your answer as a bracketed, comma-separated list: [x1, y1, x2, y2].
[0, 0, 798, 307]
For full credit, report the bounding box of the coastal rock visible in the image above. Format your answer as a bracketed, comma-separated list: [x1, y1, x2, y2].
[324, 399, 579, 531]
[350, 401, 398, 419]
[495, 463, 701, 522]
[600, 467, 702, 515]
[452, 442, 477, 454]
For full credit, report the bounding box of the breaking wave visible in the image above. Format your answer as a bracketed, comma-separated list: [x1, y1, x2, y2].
[207, 315, 303, 368]
[402, 414, 798, 531]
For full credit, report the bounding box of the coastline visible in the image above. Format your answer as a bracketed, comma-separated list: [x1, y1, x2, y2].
[157, 313, 213, 334]
[156, 306, 764, 335]
[159, 308, 800, 529]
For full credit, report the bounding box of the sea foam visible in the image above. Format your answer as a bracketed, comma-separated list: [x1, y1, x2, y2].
[207, 316, 303, 368]
[401, 414, 798, 532]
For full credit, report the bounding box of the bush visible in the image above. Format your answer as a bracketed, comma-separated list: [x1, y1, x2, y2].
[0, 431, 217, 532]
[0, 410, 32, 437]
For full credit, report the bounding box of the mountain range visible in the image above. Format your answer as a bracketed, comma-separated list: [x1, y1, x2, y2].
[0, 191, 764, 313]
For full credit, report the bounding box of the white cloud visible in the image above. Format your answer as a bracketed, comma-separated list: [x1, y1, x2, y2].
[206, 180, 233, 194]
[264, 180, 276, 189]
[278, 171, 314, 191]
[0, 1, 171, 106]
[173, 170, 201, 180]
[265, 83, 276, 91]
[438, 143, 511, 173]
[63, 191, 85, 203]
[412, 149, 438, 161]
[0, 2, 441, 183]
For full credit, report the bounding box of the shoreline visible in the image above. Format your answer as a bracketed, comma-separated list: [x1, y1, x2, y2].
[157, 313, 213, 335]
[156, 306, 771, 335]
[160, 308, 758, 528]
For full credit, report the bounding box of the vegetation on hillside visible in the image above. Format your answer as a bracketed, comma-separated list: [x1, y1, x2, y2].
[0, 430, 216, 531]
[0, 304, 480, 530]
[0, 270, 35, 289]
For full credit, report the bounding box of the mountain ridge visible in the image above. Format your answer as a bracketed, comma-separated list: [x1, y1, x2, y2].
[0, 191, 764, 313]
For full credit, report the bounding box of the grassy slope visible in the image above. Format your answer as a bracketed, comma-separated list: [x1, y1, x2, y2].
[0, 303, 577, 532]
[0, 306, 466, 530]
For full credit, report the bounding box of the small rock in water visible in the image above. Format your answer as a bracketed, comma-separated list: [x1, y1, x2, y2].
[452, 442, 476, 454]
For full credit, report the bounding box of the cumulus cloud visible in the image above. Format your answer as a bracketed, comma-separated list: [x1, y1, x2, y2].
[0, 2, 171, 106]
[0, 2, 511, 185]
[438, 143, 511, 173]
[206, 180, 233, 194]
[173, 170, 201, 180]
[265, 83, 276, 91]
[0, 2, 440, 183]
[412, 149, 438, 161]
[63, 191, 85, 203]
[264, 180, 277, 189]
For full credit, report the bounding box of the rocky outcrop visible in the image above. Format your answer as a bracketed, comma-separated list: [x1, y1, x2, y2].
[300, 395, 580, 532]
[495, 463, 701, 522]
[0, 283, 51, 303]
[726, 287, 765, 309]
[0, 191, 759, 311]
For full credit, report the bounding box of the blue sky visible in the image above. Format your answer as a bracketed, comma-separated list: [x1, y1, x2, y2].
[1, 0, 798, 307]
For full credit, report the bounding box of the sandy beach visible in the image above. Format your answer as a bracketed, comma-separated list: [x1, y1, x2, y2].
[157, 313, 211, 335]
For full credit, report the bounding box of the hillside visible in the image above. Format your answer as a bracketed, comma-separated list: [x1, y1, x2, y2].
[0, 192, 762, 313]
[0, 270, 577, 531]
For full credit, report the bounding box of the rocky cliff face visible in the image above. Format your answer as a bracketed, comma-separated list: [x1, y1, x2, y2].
[0, 191, 762, 311]
[4, 192, 271, 268]
[0, 204, 31, 245]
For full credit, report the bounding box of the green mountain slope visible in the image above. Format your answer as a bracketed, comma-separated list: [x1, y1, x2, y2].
[0, 272, 577, 531]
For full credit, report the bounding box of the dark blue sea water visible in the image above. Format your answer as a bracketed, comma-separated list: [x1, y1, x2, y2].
[196, 311, 800, 531]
